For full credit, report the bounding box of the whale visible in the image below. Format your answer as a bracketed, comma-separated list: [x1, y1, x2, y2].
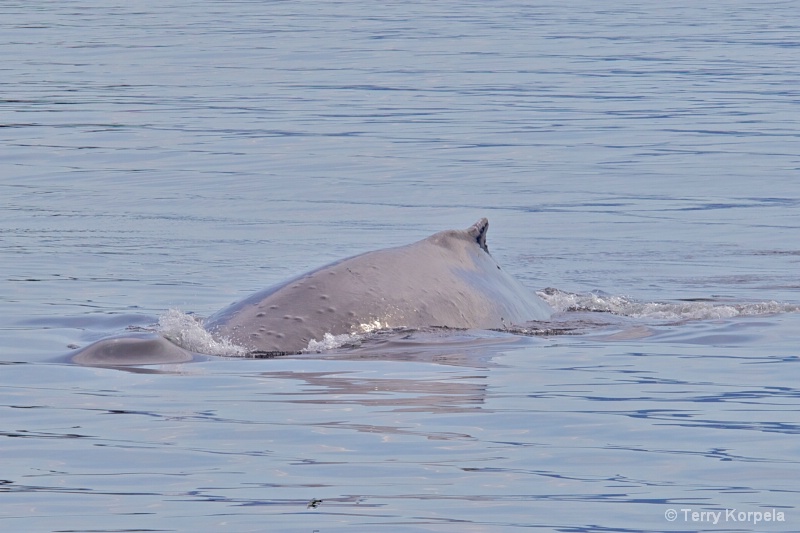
[68, 218, 552, 365]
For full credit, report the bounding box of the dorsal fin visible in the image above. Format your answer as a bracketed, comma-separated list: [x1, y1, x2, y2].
[467, 218, 489, 253]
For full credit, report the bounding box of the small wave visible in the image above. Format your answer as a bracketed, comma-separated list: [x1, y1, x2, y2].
[157, 309, 246, 357]
[538, 288, 800, 321]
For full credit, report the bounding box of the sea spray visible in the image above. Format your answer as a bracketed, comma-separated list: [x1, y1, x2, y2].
[158, 309, 247, 357]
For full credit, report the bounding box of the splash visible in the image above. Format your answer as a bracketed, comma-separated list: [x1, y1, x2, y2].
[538, 288, 800, 321]
[157, 309, 246, 357]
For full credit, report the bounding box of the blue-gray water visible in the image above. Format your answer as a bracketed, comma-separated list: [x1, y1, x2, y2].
[2, 2, 799, 531]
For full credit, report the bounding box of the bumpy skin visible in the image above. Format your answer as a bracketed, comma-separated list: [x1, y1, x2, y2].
[204, 218, 552, 354]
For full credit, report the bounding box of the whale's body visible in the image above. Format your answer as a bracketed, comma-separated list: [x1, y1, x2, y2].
[205, 218, 551, 354]
[69, 218, 552, 364]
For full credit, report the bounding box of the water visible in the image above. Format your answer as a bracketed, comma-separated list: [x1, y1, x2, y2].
[2, 1, 800, 531]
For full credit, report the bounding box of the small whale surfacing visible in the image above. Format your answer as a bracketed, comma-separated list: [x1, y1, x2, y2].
[68, 218, 553, 365]
[70, 332, 194, 365]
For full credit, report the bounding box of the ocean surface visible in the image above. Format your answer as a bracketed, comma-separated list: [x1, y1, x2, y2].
[2, 1, 800, 531]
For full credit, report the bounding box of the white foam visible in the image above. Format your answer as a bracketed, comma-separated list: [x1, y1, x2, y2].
[306, 332, 362, 352]
[538, 289, 800, 321]
[356, 319, 387, 334]
[157, 309, 247, 357]
[305, 318, 389, 352]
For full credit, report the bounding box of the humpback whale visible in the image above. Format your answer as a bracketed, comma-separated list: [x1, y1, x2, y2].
[68, 218, 552, 364]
